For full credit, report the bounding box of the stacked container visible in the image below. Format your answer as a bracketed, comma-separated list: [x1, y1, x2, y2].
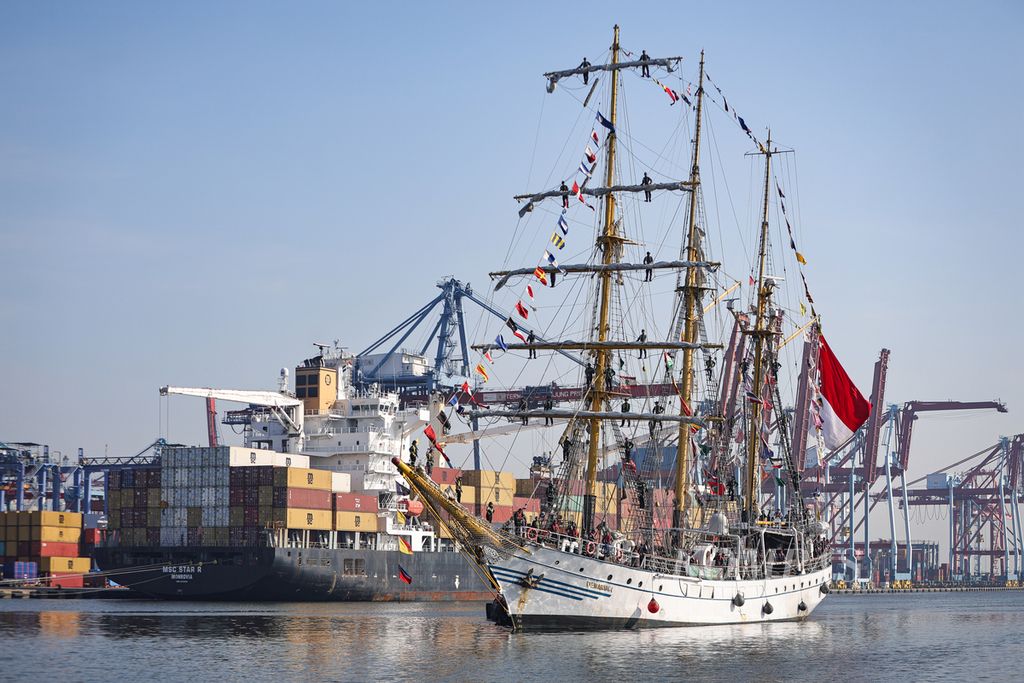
[0, 511, 87, 586]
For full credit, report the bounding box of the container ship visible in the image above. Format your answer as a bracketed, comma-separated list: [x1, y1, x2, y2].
[92, 346, 504, 601]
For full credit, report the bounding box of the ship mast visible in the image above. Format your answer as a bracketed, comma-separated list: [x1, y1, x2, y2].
[672, 50, 706, 530]
[745, 131, 774, 521]
[583, 24, 621, 534]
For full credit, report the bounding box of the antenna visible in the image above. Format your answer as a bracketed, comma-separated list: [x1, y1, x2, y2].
[313, 342, 329, 355]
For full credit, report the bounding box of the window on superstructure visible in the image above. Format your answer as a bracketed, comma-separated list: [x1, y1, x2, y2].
[296, 388, 307, 398]
[308, 387, 318, 398]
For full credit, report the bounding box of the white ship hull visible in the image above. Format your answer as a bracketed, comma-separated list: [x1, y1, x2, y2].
[488, 544, 830, 630]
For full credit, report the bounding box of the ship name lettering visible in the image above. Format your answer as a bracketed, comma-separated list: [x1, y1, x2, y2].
[586, 581, 610, 592]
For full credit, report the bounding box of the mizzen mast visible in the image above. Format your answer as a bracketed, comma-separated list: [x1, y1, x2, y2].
[745, 131, 775, 522]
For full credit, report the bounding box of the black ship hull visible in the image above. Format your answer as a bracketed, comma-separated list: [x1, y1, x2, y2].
[93, 545, 493, 601]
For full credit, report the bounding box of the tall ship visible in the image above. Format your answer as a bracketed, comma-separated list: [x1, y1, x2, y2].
[399, 26, 872, 629]
[93, 345, 495, 601]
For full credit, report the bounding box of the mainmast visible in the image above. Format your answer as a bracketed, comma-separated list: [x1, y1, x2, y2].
[672, 50, 706, 530]
[745, 132, 775, 521]
[583, 24, 621, 534]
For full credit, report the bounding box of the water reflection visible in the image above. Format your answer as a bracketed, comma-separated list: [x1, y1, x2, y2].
[0, 593, 1021, 682]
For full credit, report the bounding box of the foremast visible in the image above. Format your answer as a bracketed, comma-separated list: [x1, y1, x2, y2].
[744, 132, 776, 522]
[583, 24, 621, 534]
[672, 50, 706, 530]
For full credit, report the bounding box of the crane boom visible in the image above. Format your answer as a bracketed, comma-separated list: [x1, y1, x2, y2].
[160, 386, 301, 408]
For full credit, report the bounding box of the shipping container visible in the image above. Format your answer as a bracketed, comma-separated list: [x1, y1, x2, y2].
[460, 469, 515, 490]
[4, 561, 38, 579]
[28, 541, 79, 557]
[429, 467, 462, 485]
[330, 472, 351, 493]
[39, 556, 91, 574]
[26, 511, 82, 529]
[48, 572, 85, 589]
[271, 487, 332, 510]
[272, 467, 332, 491]
[333, 493, 379, 513]
[278, 508, 332, 530]
[31, 527, 82, 543]
[334, 511, 379, 532]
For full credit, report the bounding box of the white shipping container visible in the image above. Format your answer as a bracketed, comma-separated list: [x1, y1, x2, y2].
[331, 472, 351, 493]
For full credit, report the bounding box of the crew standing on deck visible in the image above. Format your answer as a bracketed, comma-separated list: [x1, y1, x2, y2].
[641, 172, 653, 202]
[560, 181, 569, 209]
[486, 502, 495, 524]
[637, 328, 648, 358]
[408, 439, 418, 467]
[543, 396, 554, 425]
[639, 50, 651, 77]
[527, 329, 537, 359]
[455, 476, 463, 504]
[643, 251, 654, 282]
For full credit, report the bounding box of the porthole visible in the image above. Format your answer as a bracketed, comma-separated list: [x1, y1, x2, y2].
[607, 575, 613, 581]
[580, 568, 585, 572]
[554, 560, 559, 565]
[638, 581, 643, 588]
[659, 585, 663, 591]
[627, 578, 632, 585]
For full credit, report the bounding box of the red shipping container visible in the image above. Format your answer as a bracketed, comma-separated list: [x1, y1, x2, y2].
[29, 541, 79, 557]
[272, 487, 331, 510]
[49, 573, 84, 589]
[333, 493, 379, 513]
[429, 467, 462, 485]
[512, 497, 541, 514]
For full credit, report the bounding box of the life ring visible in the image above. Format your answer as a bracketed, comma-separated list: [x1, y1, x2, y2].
[585, 540, 597, 556]
[526, 527, 539, 542]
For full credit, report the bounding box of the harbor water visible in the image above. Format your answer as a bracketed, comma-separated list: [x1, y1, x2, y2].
[1, 591, 1021, 681]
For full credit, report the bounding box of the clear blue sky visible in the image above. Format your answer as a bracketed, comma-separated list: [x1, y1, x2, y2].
[1, 0, 1021, 539]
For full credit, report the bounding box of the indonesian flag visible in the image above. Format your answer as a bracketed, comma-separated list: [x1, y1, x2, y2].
[818, 335, 871, 449]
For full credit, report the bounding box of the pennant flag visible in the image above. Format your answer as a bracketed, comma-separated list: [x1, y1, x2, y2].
[544, 250, 561, 270]
[723, 96, 729, 112]
[505, 317, 527, 342]
[495, 335, 509, 352]
[461, 381, 471, 395]
[796, 251, 807, 265]
[799, 301, 807, 317]
[597, 111, 615, 133]
[551, 233, 565, 250]
[484, 350, 493, 363]
[533, 266, 549, 285]
[738, 116, 752, 135]
[396, 482, 411, 496]
[447, 393, 459, 407]
[396, 509, 406, 525]
[398, 565, 413, 584]
[590, 129, 599, 144]
[745, 390, 762, 404]
[749, 275, 755, 286]
[578, 161, 593, 179]
[526, 284, 535, 302]
[515, 301, 529, 319]
[584, 144, 597, 164]
[818, 335, 872, 450]
[557, 213, 569, 235]
[475, 363, 489, 382]
[680, 92, 692, 107]
[424, 425, 438, 443]
[776, 183, 785, 199]
[653, 78, 679, 104]
[399, 537, 413, 555]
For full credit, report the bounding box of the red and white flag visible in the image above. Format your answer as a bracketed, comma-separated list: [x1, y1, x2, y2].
[817, 335, 871, 449]
[515, 301, 530, 320]
[584, 145, 597, 164]
[571, 181, 585, 203]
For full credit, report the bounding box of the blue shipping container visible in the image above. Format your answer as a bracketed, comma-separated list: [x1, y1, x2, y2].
[4, 561, 38, 580]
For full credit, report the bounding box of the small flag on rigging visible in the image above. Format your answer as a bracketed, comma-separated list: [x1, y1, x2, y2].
[533, 266, 548, 285]
[495, 335, 509, 351]
[515, 301, 530, 319]
[596, 111, 615, 133]
[557, 213, 570, 235]
[475, 363, 489, 382]
[551, 233, 565, 249]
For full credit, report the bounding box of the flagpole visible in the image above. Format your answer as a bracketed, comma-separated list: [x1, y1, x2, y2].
[672, 50, 706, 532]
[583, 25, 620, 535]
[745, 130, 774, 523]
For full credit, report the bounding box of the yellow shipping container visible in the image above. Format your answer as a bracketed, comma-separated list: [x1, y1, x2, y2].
[273, 467, 332, 491]
[460, 469, 515, 490]
[333, 511, 379, 532]
[475, 486, 514, 507]
[279, 508, 332, 530]
[32, 526, 82, 543]
[40, 556, 91, 574]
